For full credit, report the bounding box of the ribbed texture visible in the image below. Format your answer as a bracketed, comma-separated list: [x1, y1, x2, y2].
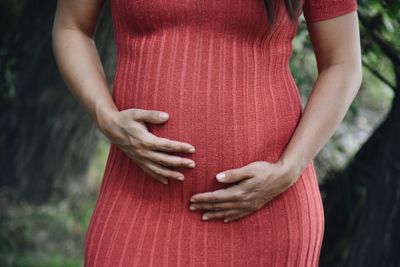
[303, 0, 358, 22]
[84, 0, 356, 266]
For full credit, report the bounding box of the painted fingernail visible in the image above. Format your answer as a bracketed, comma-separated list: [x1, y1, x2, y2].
[202, 215, 209, 220]
[216, 172, 225, 181]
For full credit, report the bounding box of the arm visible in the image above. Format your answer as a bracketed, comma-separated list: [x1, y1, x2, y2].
[189, 10, 362, 223]
[52, 0, 117, 130]
[52, 0, 196, 185]
[279, 10, 363, 177]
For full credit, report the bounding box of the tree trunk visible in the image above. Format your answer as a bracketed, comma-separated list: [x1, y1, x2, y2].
[0, 0, 115, 204]
[321, 67, 400, 266]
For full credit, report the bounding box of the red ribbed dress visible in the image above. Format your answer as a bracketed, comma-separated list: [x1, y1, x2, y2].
[84, 0, 358, 266]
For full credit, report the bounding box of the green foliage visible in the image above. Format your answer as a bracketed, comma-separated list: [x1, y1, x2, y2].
[0, 0, 398, 265]
[290, 18, 317, 100]
[0, 197, 95, 267]
[359, 0, 400, 44]
[0, 137, 110, 267]
[290, 10, 395, 177]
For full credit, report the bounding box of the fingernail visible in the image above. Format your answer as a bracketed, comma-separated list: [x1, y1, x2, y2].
[188, 146, 195, 152]
[202, 215, 209, 220]
[188, 161, 195, 168]
[162, 180, 168, 185]
[159, 112, 169, 120]
[216, 172, 225, 181]
[176, 175, 184, 181]
[189, 205, 196, 210]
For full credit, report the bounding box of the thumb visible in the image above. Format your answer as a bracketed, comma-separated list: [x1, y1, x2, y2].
[131, 108, 169, 124]
[215, 166, 253, 183]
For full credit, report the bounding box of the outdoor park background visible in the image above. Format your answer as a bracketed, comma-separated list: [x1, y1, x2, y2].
[1, 0, 399, 266]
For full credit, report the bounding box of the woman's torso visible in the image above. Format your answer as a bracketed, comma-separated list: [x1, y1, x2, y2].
[110, 0, 304, 194]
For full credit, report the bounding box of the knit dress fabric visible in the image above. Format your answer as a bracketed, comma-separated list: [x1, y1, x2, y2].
[84, 0, 358, 266]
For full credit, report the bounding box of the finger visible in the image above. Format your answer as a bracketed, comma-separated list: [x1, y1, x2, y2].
[141, 150, 195, 168]
[189, 201, 246, 211]
[190, 187, 244, 203]
[142, 134, 195, 154]
[215, 166, 253, 183]
[130, 108, 170, 124]
[223, 210, 253, 223]
[144, 160, 185, 181]
[140, 165, 169, 185]
[201, 209, 244, 221]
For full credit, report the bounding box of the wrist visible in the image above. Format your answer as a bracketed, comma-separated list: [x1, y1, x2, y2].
[94, 103, 119, 134]
[277, 153, 309, 185]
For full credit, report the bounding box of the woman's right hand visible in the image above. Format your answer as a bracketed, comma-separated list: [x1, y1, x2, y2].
[96, 107, 196, 185]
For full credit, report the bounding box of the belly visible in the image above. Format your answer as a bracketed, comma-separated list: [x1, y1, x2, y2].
[111, 32, 303, 193]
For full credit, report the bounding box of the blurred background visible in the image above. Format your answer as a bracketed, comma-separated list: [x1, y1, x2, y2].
[0, 0, 399, 266]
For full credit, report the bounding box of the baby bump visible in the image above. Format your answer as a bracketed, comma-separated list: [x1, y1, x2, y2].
[111, 56, 304, 194]
[139, 86, 303, 193]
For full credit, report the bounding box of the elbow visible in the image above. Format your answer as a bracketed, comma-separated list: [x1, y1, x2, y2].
[343, 60, 363, 94]
[51, 24, 63, 59]
[352, 59, 363, 90]
[320, 59, 363, 89]
[51, 17, 63, 52]
[51, 25, 59, 56]
[346, 60, 363, 99]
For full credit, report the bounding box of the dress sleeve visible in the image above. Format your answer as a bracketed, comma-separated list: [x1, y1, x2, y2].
[303, 0, 358, 23]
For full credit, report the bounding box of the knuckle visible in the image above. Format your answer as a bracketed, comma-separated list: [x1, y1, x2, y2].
[244, 166, 256, 176]
[219, 204, 229, 210]
[240, 200, 250, 208]
[135, 148, 147, 158]
[157, 138, 170, 149]
[236, 189, 247, 199]
[157, 158, 169, 166]
[168, 172, 180, 179]
[166, 158, 180, 167]
[153, 168, 163, 175]
[232, 193, 241, 201]
[223, 210, 231, 217]
[129, 109, 138, 118]
[210, 196, 219, 202]
[164, 141, 175, 151]
[179, 158, 188, 166]
[241, 193, 251, 201]
[141, 137, 154, 148]
[179, 143, 188, 151]
[247, 199, 256, 208]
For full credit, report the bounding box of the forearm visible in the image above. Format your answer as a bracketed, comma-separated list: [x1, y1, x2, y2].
[279, 62, 362, 174]
[52, 26, 117, 129]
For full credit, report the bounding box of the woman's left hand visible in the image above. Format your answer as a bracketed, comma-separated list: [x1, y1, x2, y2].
[189, 160, 303, 223]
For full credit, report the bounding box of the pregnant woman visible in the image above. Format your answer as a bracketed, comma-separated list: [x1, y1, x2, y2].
[52, 0, 362, 266]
